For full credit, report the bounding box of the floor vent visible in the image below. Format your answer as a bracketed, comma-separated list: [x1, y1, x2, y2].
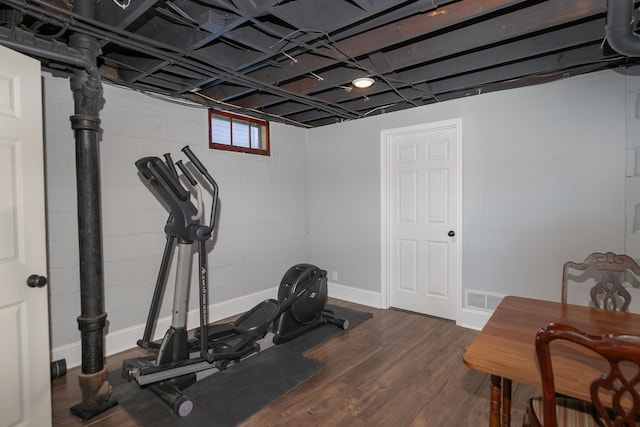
[465, 290, 504, 311]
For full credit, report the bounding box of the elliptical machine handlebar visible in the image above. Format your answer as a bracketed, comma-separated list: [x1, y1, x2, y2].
[182, 146, 218, 235]
[176, 160, 197, 187]
[135, 146, 217, 242]
[176, 160, 204, 221]
[163, 153, 179, 179]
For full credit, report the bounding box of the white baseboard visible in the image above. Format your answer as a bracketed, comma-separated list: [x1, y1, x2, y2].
[458, 307, 492, 331]
[53, 283, 487, 368]
[52, 287, 277, 369]
[328, 281, 383, 308]
[328, 281, 492, 331]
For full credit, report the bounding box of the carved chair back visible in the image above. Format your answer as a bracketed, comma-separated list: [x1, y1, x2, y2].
[531, 323, 640, 427]
[561, 252, 640, 311]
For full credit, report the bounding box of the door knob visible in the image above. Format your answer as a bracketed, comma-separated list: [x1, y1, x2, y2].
[27, 274, 47, 288]
[448, 230, 455, 237]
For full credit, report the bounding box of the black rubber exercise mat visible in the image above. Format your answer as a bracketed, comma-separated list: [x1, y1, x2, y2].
[110, 304, 372, 427]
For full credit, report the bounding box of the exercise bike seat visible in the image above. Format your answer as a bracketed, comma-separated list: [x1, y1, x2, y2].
[233, 299, 281, 338]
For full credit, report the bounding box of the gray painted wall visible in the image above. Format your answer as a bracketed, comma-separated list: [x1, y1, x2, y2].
[42, 67, 636, 357]
[306, 69, 629, 306]
[43, 74, 308, 351]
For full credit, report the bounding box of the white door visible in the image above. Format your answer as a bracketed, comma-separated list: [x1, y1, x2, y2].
[385, 121, 460, 320]
[0, 45, 51, 426]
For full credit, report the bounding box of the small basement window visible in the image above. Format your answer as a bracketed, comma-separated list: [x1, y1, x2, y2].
[209, 109, 270, 156]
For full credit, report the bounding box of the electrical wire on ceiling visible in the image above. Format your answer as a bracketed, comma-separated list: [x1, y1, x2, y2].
[363, 103, 396, 116]
[8, 0, 618, 127]
[3, 0, 361, 122]
[385, 76, 440, 102]
[282, 52, 297, 64]
[101, 77, 207, 108]
[267, 27, 425, 108]
[112, 0, 131, 10]
[193, 91, 313, 128]
[316, 31, 422, 107]
[22, 21, 69, 40]
[101, 76, 313, 127]
[165, 0, 439, 117]
[226, 24, 430, 122]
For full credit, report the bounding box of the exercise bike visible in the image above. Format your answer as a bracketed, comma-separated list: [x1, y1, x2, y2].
[122, 146, 347, 417]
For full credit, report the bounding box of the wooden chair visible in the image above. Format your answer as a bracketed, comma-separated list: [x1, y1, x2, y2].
[561, 252, 640, 311]
[523, 323, 640, 427]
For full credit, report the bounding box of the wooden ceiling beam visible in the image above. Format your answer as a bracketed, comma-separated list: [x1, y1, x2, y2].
[289, 43, 614, 124]
[201, 0, 527, 101]
[196, 0, 524, 101]
[220, 0, 606, 111]
[306, 18, 606, 106]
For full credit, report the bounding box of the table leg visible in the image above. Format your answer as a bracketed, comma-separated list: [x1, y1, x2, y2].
[490, 375, 501, 427]
[502, 378, 512, 427]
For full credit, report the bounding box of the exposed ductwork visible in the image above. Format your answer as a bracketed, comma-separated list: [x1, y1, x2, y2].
[606, 0, 640, 57]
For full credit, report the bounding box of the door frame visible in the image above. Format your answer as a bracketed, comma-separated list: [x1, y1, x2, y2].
[380, 118, 463, 321]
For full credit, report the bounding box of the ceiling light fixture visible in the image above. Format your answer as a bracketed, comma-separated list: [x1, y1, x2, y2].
[352, 77, 374, 89]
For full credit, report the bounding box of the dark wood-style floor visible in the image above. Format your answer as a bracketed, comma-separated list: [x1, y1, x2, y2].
[52, 299, 539, 426]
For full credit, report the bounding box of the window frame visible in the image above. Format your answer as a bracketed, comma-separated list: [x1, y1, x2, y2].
[208, 109, 270, 156]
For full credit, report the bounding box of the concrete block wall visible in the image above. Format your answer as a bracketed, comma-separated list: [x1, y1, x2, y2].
[42, 73, 308, 364]
[626, 65, 640, 257]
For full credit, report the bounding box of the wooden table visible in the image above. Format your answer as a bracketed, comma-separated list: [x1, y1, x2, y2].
[463, 295, 640, 427]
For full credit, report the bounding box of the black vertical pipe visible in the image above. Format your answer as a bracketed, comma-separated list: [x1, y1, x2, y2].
[68, 0, 118, 420]
[72, 109, 105, 371]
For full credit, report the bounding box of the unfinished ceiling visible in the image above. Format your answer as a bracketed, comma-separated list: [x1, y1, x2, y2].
[0, 0, 639, 127]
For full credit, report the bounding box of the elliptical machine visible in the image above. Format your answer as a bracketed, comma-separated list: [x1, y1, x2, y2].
[122, 146, 347, 417]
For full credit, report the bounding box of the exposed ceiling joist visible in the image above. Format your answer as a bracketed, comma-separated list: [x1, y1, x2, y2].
[0, 0, 638, 127]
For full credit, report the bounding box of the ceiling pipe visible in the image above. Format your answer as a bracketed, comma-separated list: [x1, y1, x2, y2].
[0, 26, 100, 83]
[606, 0, 640, 57]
